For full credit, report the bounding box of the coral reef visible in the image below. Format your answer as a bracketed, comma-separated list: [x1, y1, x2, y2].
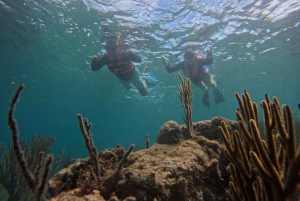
[5, 83, 299, 201]
[48, 157, 91, 197]
[50, 114, 135, 200]
[156, 117, 237, 144]
[218, 90, 300, 201]
[49, 116, 235, 201]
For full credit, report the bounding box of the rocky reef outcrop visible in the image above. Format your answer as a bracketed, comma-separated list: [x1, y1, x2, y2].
[49, 116, 237, 201]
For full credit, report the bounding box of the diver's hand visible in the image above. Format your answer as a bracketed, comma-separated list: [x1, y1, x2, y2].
[207, 46, 213, 56]
[207, 46, 213, 59]
[161, 56, 169, 67]
[89, 55, 100, 61]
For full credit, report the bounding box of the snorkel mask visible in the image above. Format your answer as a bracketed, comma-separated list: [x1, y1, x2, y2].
[184, 49, 195, 64]
[105, 38, 119, 54]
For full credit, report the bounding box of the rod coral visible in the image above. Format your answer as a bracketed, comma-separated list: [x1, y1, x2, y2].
[146, 134, 150, 149]
[178, 73, 193, 137]
[219, 90, 300, 201]
[7, 84, 53, 201]
[77, 114, 101, 178]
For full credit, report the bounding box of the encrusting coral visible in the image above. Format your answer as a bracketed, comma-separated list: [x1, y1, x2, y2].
[218, 89, 300, 201]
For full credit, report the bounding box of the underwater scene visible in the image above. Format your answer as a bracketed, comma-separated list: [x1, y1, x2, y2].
[0, 0, 300, 200]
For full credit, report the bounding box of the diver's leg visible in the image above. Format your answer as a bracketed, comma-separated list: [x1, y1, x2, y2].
[195, 80, 210, 108]
[202, 73, 217, 89]
[119, 79, 132, 90]
[131, 68, 148, 96]
[203, 74, 225, 104]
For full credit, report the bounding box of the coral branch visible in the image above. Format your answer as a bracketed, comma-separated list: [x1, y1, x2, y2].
[7, 84, 35, 190]
[219, 90, 300, 201]
[177, 73, 193, 137]
[37, 154, 53, 201]
[7, 84, 53, 201]
[146, 134, 150, 149]
[77, 114, 101, 178]
[116, 144, 134, 174]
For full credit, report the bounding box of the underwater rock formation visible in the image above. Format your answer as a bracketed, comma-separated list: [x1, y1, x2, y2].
[49, 117, 236, 201]
[157, 116, 238, 144]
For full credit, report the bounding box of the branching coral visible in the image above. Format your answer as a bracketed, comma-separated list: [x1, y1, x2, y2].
[99, 144, 134, 199]
[146, 134, 150, 149]
[77, 114, 101, 179]
[178, 73, 193, 138]
[6, 84, 54, 201]
[218, 89, 300, 201]
[76, 113, 135, 198]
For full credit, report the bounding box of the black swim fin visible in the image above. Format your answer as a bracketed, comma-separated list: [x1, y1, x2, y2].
[214, 88, 225, 104]
[202, 91, 210, 108]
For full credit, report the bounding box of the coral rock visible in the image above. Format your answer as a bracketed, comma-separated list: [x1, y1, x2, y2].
[50, 189, 105, 201]
[193, 116, 238, 140]
[49, 158, 89, 197]
[49, 118, 237, 201]
[156, 120, 184, 144]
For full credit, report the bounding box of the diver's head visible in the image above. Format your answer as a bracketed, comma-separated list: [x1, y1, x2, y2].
[105, 38, 119, 55]
[184, 49, 196, 64]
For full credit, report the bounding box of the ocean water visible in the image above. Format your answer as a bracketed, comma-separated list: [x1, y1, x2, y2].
[0, 0, 299, 158]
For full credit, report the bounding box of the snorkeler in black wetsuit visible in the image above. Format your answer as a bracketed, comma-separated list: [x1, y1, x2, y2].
[161, 47, 224, 108]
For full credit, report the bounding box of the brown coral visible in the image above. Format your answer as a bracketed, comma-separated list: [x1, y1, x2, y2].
[218, 90, 300, 201]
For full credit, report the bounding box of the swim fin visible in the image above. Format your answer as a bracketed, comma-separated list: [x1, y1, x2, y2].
[214, 88, 225, 104]
[142, 77, 148, 89]
[144, 78, 156, 88]
[202, 91, 210, 108]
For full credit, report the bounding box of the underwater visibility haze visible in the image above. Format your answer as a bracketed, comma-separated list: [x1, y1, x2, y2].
[0, 0, 300, 157]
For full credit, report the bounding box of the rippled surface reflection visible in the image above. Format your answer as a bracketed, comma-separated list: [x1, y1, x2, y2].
[1, 0, 300, 59]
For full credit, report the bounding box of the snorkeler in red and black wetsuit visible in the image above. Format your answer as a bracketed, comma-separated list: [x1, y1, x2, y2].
[90, 37, 148, 96]
[161, 47, 224, 108]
